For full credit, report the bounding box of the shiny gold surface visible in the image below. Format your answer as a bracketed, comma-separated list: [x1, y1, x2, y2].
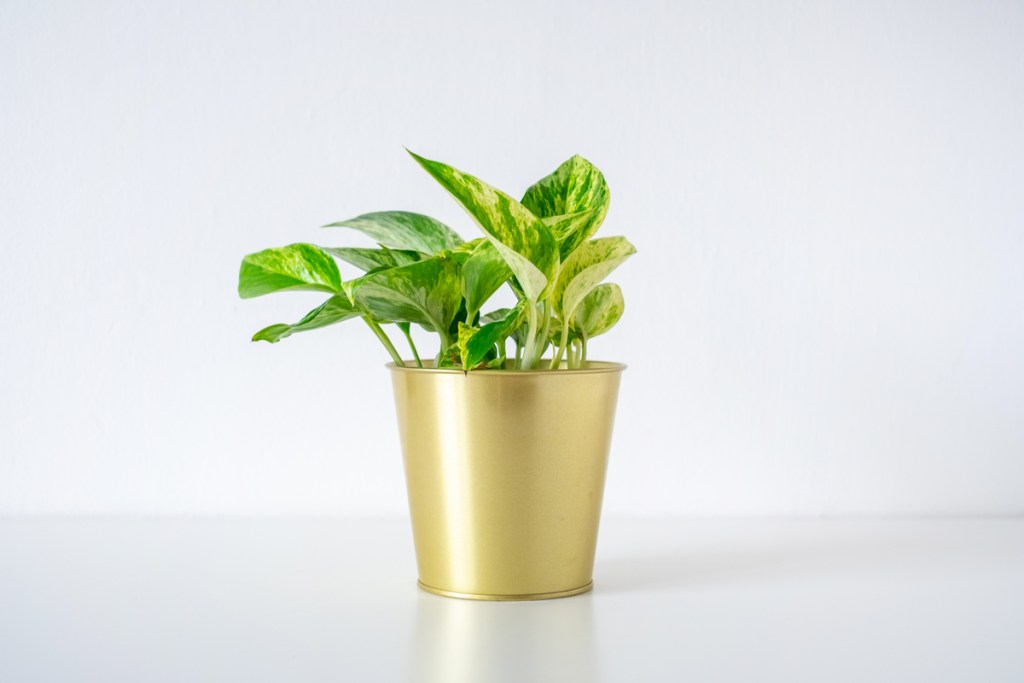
[389, 361, 625, 601]
[416, 580, 594, 601]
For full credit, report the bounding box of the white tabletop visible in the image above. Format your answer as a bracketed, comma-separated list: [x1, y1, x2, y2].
[1, 517, 1021, 682]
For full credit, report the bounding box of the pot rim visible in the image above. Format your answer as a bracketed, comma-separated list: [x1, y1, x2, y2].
[387, 360, 626, 375]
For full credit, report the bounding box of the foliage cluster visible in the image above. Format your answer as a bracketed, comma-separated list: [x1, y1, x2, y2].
[238, 151, 635, 370]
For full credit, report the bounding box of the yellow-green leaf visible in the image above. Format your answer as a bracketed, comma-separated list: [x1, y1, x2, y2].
[573, 283, 624, 338]
[462, 241, 511, 321]
[553, 237, 635, 321]
[458, 304, 524, 369]
[350, 255, 461, 335]
[323, 211, 463, 254]
[522, 155, 610, 258]
[324, 246, 420, 272]
[408, 150, 557, 302]
[238, 243, 342, 299]
[251, 294, 359, 343]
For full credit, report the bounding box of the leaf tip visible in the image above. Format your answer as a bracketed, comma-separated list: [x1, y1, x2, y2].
[405, 148, 438, 174]
[252, 323, 291, 343]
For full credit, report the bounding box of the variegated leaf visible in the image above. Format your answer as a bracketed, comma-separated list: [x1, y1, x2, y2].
[462, 241, 511, 321]
[479, 308, 509, 325]
[324, 246, 420, 272]
[456, 323, 483, 370]
[547, 316, 575, 344]
[238, 243, 342, 299]
[451, 237, 485, 254]
[323, 211, 463, 254]
[437, 340, 462, 368]
[553, 237, 636, 321]
[407, 150, 557, 302]
[542, 210, 602, 243]
[482, 307, 528, 348]
[350, 255, 461, 335]
[251, 294, 359, 343]
[573, 283, 624, 338]
[522, 155, 610, 257]
[458, 304, 524, 369]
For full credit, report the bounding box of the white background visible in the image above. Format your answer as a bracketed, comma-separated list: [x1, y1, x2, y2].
[1, 0, 1022, 517]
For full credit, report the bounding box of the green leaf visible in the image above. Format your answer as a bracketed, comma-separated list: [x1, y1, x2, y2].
[458, 304, 524, 369]
[407, 150, 558, 302]
[479, 308, 514, 325]
[456, 323, 482, 370]
[547, 316, 574, 345]
[573, 283, 624, 338]
[350, 255, 462, 336]
[324, 246, 420, 272]
[481, 307, 531, 350]
[323, 211, 463, 254]
[451, 237, 485, 254]
[238, 243, 342, 299]
[462, 241, 511, 321]
[251, 294, 359, 343]
[553, 237, 636, 321]
[522, 155, 610, 257]
[542, 210, 602, 243]
[436, 341, 462, 368]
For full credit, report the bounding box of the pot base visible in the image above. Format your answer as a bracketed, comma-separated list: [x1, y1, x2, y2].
[416, 580, 593, 601]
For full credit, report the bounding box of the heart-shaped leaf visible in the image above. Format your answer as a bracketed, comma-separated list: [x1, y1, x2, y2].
[350, 255, 462, 337]
[323, 211, 463, 254]
[251, 294, 359, 343]
[238, 243, 342, 299]
[553, 237, 635, 321]
[522, 155, 610, 257]
[573, 283, 624, 339]
[408, 150, 558, 302]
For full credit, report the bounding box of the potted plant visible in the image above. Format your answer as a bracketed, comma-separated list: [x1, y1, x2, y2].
[238, 151, 635, 600]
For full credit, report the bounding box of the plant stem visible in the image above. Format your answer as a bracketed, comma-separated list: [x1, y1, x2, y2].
[580, 333, 588, 366]
[400, 324, 422, 368]
[537, 303, 551, 366]
[363, 318, 405, 366]
[524, 301, 551, 369]
[521, 301, 539, 370]
[550, 317, 570, 369]
[571, 338, 583, 368]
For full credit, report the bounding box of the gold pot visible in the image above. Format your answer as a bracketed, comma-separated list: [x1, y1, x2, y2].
[389, 361, 625, 601]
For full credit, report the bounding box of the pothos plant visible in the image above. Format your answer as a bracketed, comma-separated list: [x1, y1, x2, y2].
[238, 151, 636, 370]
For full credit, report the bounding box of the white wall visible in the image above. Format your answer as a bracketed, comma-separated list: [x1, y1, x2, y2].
[1, 0, 1022, 517]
